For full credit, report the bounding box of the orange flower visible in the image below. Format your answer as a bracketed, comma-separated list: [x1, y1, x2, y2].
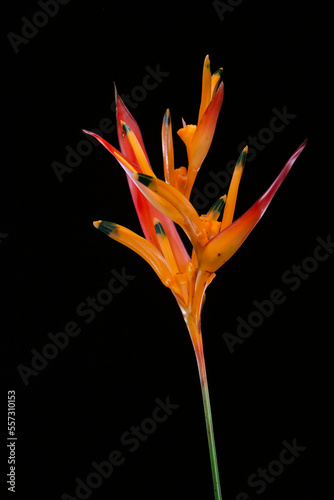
[84, 56, 306, 347]
[84, 56, 306, 500]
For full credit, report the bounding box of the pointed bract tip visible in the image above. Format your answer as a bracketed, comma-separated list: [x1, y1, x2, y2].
[115, 89, 127, 111]
[164, 109, 171, 125]
[237, 147, 248, 167]
[207, 196, 226, 219]
[96, 220, 118, 236]
[292, 139, 308, 158]
[213, 68, 223, 76]
[93, 220, 101, 229]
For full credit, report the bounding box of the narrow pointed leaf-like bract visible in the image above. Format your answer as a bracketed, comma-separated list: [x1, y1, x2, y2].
[199, 140, 307, 272]
[134, 173, 208, 248]
[115, 92, 190, 272]
[93, 220, 180, 294]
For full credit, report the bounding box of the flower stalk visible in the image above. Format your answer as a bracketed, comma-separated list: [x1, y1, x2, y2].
[184, 312, 222, 499]
[86, 55, 307, 498]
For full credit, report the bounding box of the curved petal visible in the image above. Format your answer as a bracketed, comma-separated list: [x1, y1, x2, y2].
[184, 81, 225, 198]
[83, 129, 190, 271]
[115, 89, 151, 169]
[133, 173, 208, 248]
[198, 55, 212, 123]
[120, 121, 155, 176]
[82, 129, 138, 173]
[93, 220, 181, 295]
[154, 218, 179, 275]
[211, 68, 223, 98]
[190, 81, 225, 168]
[115, 93, 190, 271]
[199, 140, 307, 273]
[220, 146, 248, 230]
[131, 173, 185, 225]
[161, 109, 175, 186]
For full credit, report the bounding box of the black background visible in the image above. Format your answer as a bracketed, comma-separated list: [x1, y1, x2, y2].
[2, 1, 333, 499]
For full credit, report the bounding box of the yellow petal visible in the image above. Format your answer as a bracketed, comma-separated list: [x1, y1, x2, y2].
[153, 218, 179, 276]
[133, 173, 208, 249]
[198, 54, 212, 123]
[161, 109, 175, 186]
[93, 220, 180, 294]
[120, 121, 155, 176]
[211, 68, 223, 99]
[220, 146, 248, 231]
[129, 173, 186, 228]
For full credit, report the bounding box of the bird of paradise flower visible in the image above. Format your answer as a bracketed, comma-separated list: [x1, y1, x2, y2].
[84, 55, 306, 499]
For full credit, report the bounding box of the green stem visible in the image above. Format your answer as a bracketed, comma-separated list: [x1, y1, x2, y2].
[184, 313, 222, 500]
[196, 336, 222, 500]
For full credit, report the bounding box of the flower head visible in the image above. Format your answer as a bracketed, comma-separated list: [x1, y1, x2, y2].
[84, 56, 306, 350]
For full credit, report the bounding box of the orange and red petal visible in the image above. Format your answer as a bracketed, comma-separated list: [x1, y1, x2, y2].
[185, 81, 224, 198]
[115, 89, 151, 170]
[199, 140, 307, 273]
[82, 129, 138, 173]
[83, 130, 190, 271]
